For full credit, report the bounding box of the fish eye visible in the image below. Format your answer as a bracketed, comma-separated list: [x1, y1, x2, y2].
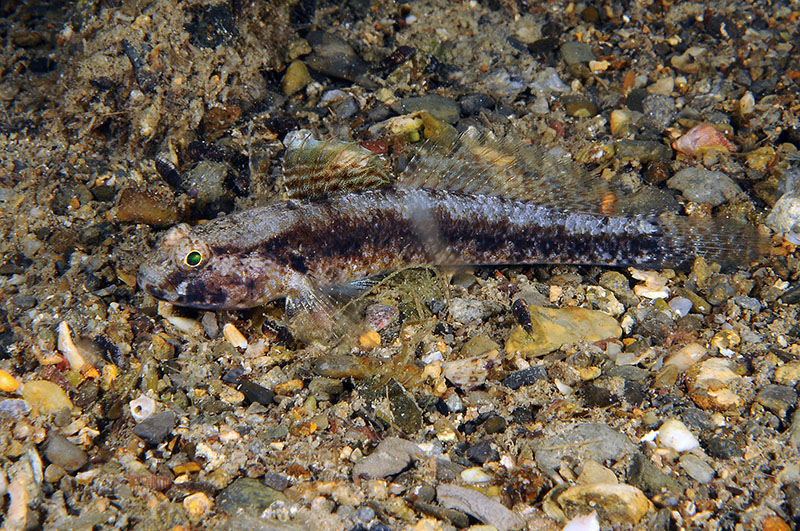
[184, 250, 203, 267]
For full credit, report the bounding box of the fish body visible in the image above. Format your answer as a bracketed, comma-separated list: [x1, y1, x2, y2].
[137, 185, 756, 311]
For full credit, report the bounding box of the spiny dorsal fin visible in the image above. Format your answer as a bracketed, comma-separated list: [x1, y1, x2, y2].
[398, 127, 625, 216]
[282, 130, 391, 200]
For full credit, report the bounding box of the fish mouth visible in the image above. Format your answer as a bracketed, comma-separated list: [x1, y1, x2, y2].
[137, 265, 177, 303]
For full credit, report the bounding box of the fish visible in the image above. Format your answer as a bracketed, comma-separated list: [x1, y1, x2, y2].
[137, 127, 767, 326]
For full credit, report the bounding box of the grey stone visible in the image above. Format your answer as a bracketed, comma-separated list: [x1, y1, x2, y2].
[560, 42, 595, 65]
[628, 452, 681, 494]
[305, 31, 375, 88]
[217, 477, 289, 516]
[642, 94, 677, 132]
[502, 366, 548, 390]
[459, 93, 495, 115]
[437, 484, 524, 531]
[133, 410, 176, 445]
[756, 384, 797, 419]
[531, 423, 635, 471]
[353, 437, 423, 480]
[182, 161, 232, 211]
[615, 139, 673, 163]
[679, 454, 715, 483]
[667, 167, 742, 206]
[391, 94, 461, 124]
[387, 379, 423, 433]
[44, 433, 88, 472]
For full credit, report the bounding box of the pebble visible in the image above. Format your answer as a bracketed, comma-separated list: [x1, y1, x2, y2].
[0, 399, 30, 418]
[505, 305, 621, 357]
[304, 31, 374, 88]
[129, 395, 156, 423]
[610, 109, 635, 138]
[685, 358, 741, 410]
[238, 380, 275, 407]
[459, 93, 495, 116]
[387, 379, 424, 433]
[628, 452, 681, 494]
[0, 369, 20, 392]
[502, 366, 548, 390]
[755, 385, 797, 419]
[561, 95, 598, 118]
[281, 60, 312, 96]
[483, 415, 507, 434]
[562, 511, 600, 531]
[183, 491, 213, 517]
[436, 484, 524, 531]
[672, 123, 737, 157]
[308, 377, 344, 402]
[668, 296, 693, 317]
[20, 380, 73, 414]
[442, 352, 501, 387]
[678, 454, 715, 483]
[577, 461, 618, 485]
[766, 193, 800, 243]
[704, 436, 744, 459]
[560, 42, 595, 65]
[115, 188, 181, 227]
[391, 95, 461, 124]
[614, 139, 673, 163]
[44, 433, 88, 472]
[460, 467, 493, 484]
[775, 361, 800, 386]
[667, 167, 742, 206]
[183, 161, 233, 214]
[531, 423, 634, 471]
[554, 483, 652, 525]
[466, 439, 499, 465]
[222, 323, 248, 349]
[641, 94, 676, 132]
[656, 419, 699, 452]
[132, 410, 176, 445]
[217, 477, 289, 516]
[353, 438, 423, 480]
[448, 297, 492, 324]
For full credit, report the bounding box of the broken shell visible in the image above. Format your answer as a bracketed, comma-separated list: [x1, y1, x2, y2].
[57, 321, 87, 372]
[129, 395, 156, 423]
[672, 123, 737, 157]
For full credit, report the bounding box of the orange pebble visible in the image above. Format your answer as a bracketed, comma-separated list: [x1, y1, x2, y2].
[0, 369, 21, 392]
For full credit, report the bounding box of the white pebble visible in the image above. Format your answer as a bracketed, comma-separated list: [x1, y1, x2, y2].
[57, 321, 86, 372]
[656, 419, 699, 452]
[562, 511, 600, 531]
[129, 395, 156, 423]
[223, 323, 248, 349]
[158, 302, 202, 335]
[460, 467, 493, 484]
[669, 296, 693, 317]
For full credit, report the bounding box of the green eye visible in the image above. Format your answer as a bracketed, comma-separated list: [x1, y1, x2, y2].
[185, 250, 203, 267]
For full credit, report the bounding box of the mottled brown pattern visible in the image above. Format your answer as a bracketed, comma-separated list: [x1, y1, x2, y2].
[139, 187, 763, 310]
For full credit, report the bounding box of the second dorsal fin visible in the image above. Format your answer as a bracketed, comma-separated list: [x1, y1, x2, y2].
[397, 127, 625, 216]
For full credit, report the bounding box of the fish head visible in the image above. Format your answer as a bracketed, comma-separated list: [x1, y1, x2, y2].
[138, 223, 290, 310]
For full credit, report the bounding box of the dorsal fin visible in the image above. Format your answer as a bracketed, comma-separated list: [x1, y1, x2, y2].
[282, 130, 391, 200]
[397, 127, 626, 216]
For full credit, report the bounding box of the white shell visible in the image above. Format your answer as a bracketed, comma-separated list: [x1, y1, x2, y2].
[129, 395, 156, 423]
